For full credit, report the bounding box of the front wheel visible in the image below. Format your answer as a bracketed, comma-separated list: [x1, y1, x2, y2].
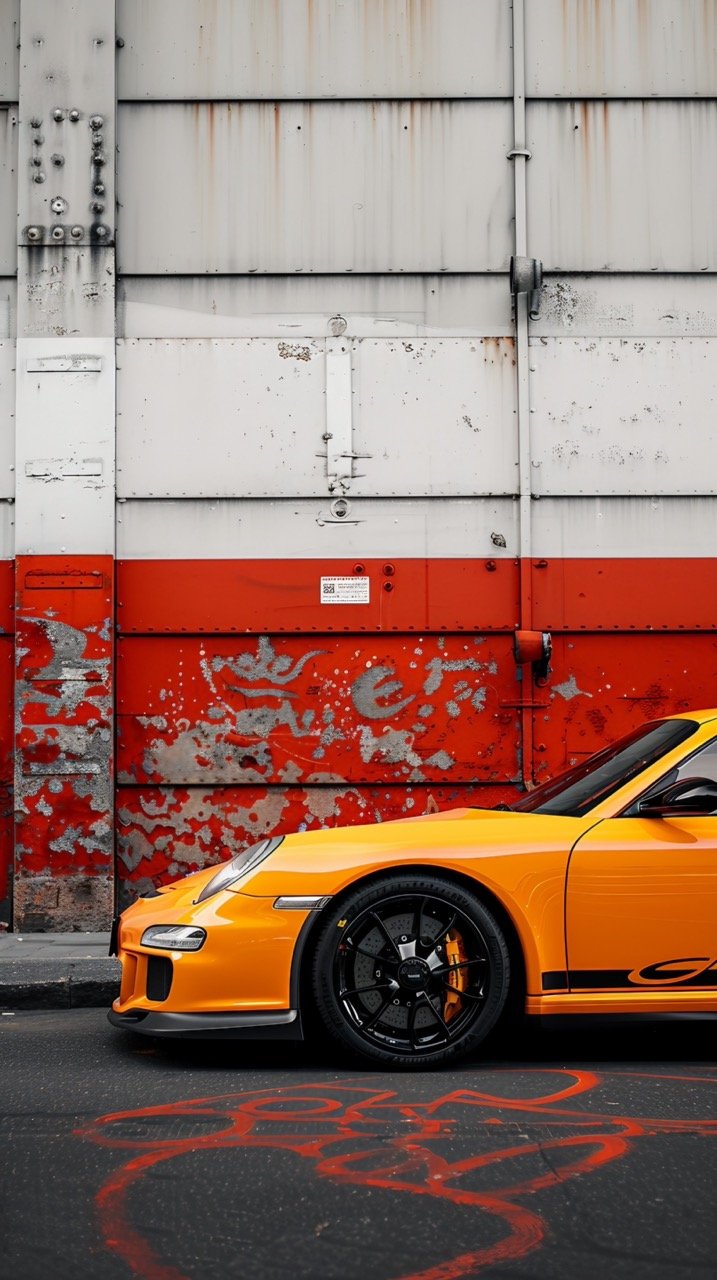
[310, 873, 511, 1069]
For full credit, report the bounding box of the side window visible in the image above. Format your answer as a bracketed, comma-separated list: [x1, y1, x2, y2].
[668, 737, 717, 788]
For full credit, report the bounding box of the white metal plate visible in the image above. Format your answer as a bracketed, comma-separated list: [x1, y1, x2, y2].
[530, 339, 717, 496]
[0, 341, 15, 499]
[0, 109, 17, 275]
[0, 1, 19, 102]
[534, 275, 717, 339]
[116, 0, 510, 99]
[351, 339, 518, 497]
[15, 337, 115, 554]
[17, 0, 115, 247]
[116, 497, 520, 560]
[117, 101, 513, 274]
[18, 246, 115, 339]
[527, 0, 717, 98]
[116, 338, 328, 498]
[528, 102, 717, 272]
[117, 275, 513, 339]
[532, 496, 717, 559]
[0, 503, 13, 558]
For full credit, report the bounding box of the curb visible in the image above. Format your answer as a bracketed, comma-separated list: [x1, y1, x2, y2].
[0, 959, 121, 1010]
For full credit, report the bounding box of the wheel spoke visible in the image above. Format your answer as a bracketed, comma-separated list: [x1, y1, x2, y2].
[363, 994, 394, 1031]
[371, 911, 403, 961]
[342, 941, 395, 966]
[413, 897, 428, 945]
[442, 981, 484, 1004]
[406, 1001, 420, 1047]
[433, 957, 486, 977]
[420, 993, 453, 1038]
[340, 982, 393, 1000]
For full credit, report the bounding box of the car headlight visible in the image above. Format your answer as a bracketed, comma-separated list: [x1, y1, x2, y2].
[195, 836, 284, 903]
[141, 925, 206, 951]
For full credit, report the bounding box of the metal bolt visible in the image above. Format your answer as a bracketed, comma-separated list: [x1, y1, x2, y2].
[51, 226, 65, 241]
[70, 225, 83, 239]
[32, 134, 44, 146]
[30, 154, 42, 166]
[91, 132, 103, 146]
[32, 172, 46, 183]
[90, 200, 105, 213]
[26, 226, 42, 242]
[50, 153, 64, 166]
[50, 197, 67, 214]
[383, 581, 394, 593]
[90, 115, 104, 130]
[52, 108, 64, 122]
[69, 108, 80, 122]
[30, 117, 42, 129]
[392, 999, 400, 1005]
[93, 182, 105, 195]
[400, 935, 408, 943]
[94, 224, 108, 239]
[92, 150, 106, 165]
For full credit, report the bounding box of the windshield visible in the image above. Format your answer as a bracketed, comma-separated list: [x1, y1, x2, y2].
[507, 718, 698, 817]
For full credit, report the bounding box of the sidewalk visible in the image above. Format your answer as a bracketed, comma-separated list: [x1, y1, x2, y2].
[0, 933, 120, 1010]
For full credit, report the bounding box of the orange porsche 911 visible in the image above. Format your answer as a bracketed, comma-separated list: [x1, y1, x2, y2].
[109, 710, 717, 1067]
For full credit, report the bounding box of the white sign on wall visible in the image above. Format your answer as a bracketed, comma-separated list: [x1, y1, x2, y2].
[320, 576, 370, 604]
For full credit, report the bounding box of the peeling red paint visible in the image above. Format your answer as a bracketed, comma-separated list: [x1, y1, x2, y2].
[14, 557, 114, 931]
[117, 634, 518, 788]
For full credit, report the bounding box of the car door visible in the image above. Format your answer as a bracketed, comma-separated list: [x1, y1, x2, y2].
[564, 737, 717, 995]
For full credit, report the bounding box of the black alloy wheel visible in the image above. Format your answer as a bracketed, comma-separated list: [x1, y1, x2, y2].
[311, 873, 511, 1068]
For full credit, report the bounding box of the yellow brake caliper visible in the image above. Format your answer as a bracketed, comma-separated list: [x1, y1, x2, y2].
[443, 928, 468, 1021]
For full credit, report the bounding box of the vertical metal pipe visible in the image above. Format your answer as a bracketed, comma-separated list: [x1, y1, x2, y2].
[511, 0, 535, 788]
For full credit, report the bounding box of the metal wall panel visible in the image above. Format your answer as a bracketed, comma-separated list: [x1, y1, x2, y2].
[532, 634, 717, 785]
[117, 102, 513, 274]
[532, 497, 717, 559]
[118, 275, 514, 339]
[116, 633, 519, 786]
[534, 276, 717, 339]
[530, 339, 717, 496]
[0, 280, 15, 338]
[0, 504, 13, 558]
[352, 339, 518, 496]
[0, 341, 14, 498]
[0, 2, 19, 102]
[18, 247, 115, 338]
[116, 497, 519, 561]
[117, 337, 520, 499]
[0, 108, 17, 275]
[15, 337, 115, 554]
[526, 0, 717, 98]
[527, 102, 717, 272]
[116, 0, 511, 100]
[17, 1, 115, 249]
[117, 338, 327, 498]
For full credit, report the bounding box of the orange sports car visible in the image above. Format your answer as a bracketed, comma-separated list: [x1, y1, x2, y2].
[109, 710, 717, 1067]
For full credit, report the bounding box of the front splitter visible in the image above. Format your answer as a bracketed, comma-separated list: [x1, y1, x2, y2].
[108, 1007, 303, 1039]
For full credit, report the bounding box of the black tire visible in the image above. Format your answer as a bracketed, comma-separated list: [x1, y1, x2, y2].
[310, 873, 511, 1069]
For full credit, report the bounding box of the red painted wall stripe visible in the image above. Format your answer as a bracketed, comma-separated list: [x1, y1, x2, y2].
[116, 558, 717, 634]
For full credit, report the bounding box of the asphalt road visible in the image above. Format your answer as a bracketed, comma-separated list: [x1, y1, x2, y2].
[1, 1011, 715, 1280]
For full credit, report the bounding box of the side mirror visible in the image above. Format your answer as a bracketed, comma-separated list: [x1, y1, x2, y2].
[637, 776, 717, 818]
